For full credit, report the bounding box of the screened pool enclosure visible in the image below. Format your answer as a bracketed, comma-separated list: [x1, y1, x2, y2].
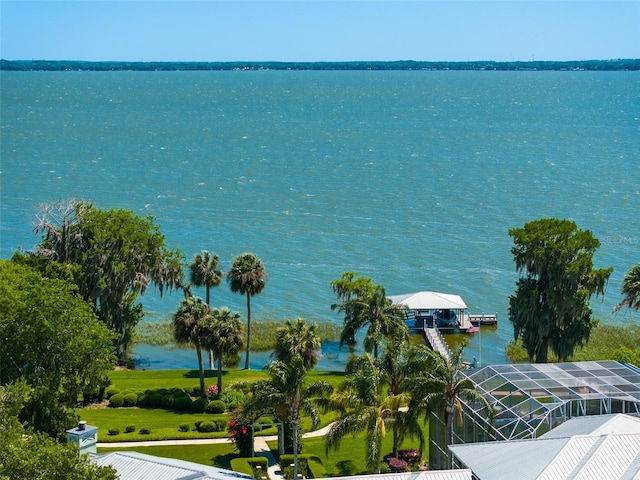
[428, 361, 640, 469]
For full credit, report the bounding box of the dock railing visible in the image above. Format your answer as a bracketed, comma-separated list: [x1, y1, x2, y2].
[424, 326, 452, 364]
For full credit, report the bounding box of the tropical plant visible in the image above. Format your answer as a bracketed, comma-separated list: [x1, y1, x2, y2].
[172, 296, 212, 397]
[245, 357, 332, 480]
[379, 334, 431, 457]
[325, 353, 397, 473]
[204, 307, 244, 395]
[189, 251, 223, 368]
[613, 263, 640, 313]
[227, 253, 267, 369]
[272, 317, 322, 370]
[331, 272, 408, 358]
[409, 348, 493, 469]
[508, 218, 613, 363]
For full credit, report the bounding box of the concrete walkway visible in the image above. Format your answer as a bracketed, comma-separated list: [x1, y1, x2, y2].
[253, 435, 281, 480]
[96, 423, 336, 480]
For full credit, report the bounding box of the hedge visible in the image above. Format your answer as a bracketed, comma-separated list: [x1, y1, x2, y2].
[230, 456, 269, 478]
[279, 454, 326, 479]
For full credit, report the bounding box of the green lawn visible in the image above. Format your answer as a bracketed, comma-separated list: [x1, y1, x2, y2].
[82, 368, 345, 442]
[98, 442, 239, 470]
[86, 367, 426, 476]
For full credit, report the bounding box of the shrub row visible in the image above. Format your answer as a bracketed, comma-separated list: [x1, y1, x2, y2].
[278, 454, 327, 479]
[107, 426, 151, 436]
[106, 386, 237, 414]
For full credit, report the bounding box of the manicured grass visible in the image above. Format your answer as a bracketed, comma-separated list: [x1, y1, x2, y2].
[98, 442, 239, 470]
[81, 407, 232, 442]
[104, 367, 270, 392]
[80, 368, 346, 442]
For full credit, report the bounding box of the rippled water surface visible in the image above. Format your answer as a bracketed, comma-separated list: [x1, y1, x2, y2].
[2, 70, 638, 369]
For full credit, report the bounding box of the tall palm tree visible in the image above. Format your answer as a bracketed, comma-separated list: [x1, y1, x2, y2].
[410, 348, 493, 469]
[190, 251, 223, 369]
[380, 334, 431, 457]
[336, 283, 408, 359]
[204, 307, 243, 395]
[172, 296, 211, 397]
[325, 353, 397, 473]
[272, 317, 321, 370]
[227, 253, 267, 369]
[614, 263, 640, 313]
[245, 357, 332, 480]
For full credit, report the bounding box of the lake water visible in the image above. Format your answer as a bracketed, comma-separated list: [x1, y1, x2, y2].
[1, 70, 638, 370]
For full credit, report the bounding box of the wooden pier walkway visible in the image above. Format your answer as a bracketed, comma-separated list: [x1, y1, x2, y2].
[423, 327, 452, 363]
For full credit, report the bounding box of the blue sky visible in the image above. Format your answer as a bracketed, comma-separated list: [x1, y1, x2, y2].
[1, 1, 638, 62]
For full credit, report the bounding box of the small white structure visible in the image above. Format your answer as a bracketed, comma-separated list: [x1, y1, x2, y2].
[66, 420, 98, 455]
[389, 291, 468, 330]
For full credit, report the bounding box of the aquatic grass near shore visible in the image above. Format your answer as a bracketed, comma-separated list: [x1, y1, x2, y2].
[135, 317, 343, 351]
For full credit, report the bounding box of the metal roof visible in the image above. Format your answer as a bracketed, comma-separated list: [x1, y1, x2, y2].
[317, 470, 473, 480]
[388, 292, 468, 311]
[450, 432, 640, 480]
[93, 451, 252, 480]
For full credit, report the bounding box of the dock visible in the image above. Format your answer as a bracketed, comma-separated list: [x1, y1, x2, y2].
[467, 313, 498, 326]
[423, 326, 452, 363]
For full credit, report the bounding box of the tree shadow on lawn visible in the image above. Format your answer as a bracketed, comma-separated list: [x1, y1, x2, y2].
[335, 460, 359, 476]
[182, 369, 217, 379]
[213, 452, 236, 470]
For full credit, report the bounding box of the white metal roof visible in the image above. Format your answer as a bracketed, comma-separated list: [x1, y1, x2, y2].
[316, 470, 473, 480]
[450, 417, 640, 480]
[388, 292, 467, 310]
[542, 414, 640, 439]
[93, 451, 252, 480]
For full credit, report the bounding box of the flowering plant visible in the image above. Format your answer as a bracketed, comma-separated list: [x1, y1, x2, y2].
[228, 410, 252, 457]
[207, 385, 219, 399]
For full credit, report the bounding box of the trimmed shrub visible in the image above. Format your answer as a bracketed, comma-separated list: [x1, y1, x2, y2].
[107, 428, 120, 436]
[139, 427, 151, 435]
[221, 389, 247, 412]
[108, 393, 125, 408]
[178, 423, 190, 432]
[280, 456, 309, 480]
[197, 421, 216, 433]
[174, 396, 192, 411]
[137, 393, 150, 406]
[149, 393, 163, 407]
[398, 448, 422, 467]
[205, 399, 226, 414]
[386, 457, 408, 473]
[194, 420, 205, 430]
[214, 419, 228, 432]
[125, 425, 136, 433]
[123, 393, 138, 407]
[104, 386, 120, 399]
[161, 394, 175, 409]
[191, 397, 207, 413]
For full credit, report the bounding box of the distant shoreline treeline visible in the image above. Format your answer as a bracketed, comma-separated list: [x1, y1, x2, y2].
[2, 59, 640, 72]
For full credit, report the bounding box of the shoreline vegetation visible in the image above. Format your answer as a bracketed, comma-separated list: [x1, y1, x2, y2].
[2, 59, 640, 72]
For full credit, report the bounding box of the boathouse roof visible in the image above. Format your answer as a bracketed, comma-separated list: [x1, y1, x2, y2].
[388, 291, 467, 310]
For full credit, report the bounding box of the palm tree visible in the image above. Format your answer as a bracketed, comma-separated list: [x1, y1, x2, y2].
[190, 251, 223, 369]
[410, 348, 493, 469]
[172, 296, 211, 397]
[245, 357, 332, 480]
[379, 334, 431, 457]
[325, 353, 397, 473]
[614, 263, 640, 313]
[272, 317, 321, 370]
[335, 282, 408, 359]
[227, 253, 267, 369]
[204, 307, 243, 395]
